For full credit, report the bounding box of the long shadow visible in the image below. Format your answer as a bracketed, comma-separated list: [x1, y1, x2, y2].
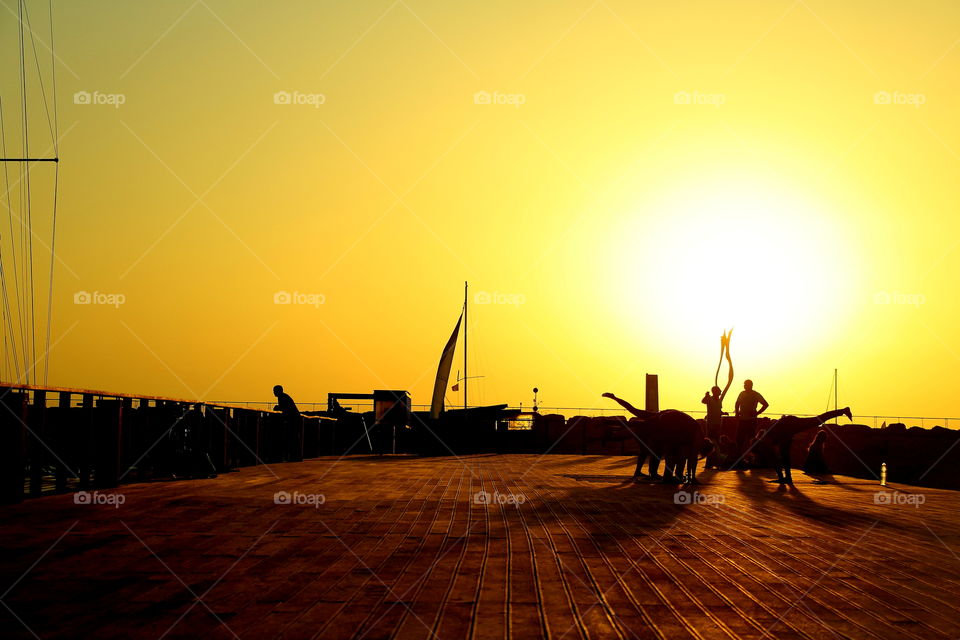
[732, 468, 920, 533]
[530, 455, 615, 468]
[320, 454, 421, 462]
[604, 457, 637, 470]
[504, 461, 720, 555]
[783, 471, 872, 492]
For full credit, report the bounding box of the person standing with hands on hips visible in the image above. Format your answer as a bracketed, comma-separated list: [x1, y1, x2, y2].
[734, 379, 768, 466]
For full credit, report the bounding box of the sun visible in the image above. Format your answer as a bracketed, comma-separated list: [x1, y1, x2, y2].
[607, 176, 858, 362]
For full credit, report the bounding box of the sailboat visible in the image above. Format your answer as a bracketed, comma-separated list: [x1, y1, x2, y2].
[427, 282, 518, 430]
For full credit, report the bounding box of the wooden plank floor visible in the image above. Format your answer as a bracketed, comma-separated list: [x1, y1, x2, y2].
[1, 454, 958, 640]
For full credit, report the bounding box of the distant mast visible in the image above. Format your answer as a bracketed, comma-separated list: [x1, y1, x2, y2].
[463, 281, 468, 412]
[834, 368, 839, 423]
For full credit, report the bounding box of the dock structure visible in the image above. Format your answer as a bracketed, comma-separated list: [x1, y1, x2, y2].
[0, 454, 958, 639]
[0, 384, 327, 504]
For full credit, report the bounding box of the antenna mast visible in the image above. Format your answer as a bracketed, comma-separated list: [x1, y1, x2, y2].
[834, 368, 839, 423]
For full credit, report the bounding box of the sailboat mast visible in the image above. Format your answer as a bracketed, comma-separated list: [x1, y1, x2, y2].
[463, 281, 467, 412]
[834, 368, 839, 423]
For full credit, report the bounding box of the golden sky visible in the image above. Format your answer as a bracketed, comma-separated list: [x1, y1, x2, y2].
[2, 0, 958, 421]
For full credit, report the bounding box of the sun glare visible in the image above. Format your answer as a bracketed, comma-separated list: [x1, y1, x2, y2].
[609, 178, 857, 361]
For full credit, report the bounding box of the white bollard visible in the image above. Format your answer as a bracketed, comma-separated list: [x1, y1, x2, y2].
[880, 462, 887, 486]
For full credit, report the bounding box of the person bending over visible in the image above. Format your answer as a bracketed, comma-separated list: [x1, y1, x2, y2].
[602, 393, 713, 483]
[756, 408, 851, 484]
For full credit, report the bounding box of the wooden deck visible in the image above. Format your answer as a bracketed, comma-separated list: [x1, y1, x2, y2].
[1, 454, 958, 639]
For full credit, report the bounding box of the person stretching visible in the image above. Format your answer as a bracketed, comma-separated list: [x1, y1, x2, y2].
[602, 393, 713, 483]
[757, 408, 852, 484]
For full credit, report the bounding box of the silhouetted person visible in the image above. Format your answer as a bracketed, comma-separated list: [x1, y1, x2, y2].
[734, 379, 768, 464]
[705, 329, 734, 469]
[602, 393, 713, 483]
[802, 429, 829, 475]
[701, 386, 728, 469]
[273, 385, 302, 461]
[274, 385, 299, 417]
[715, 434, 736, 470]
[757, 408, 851, 484]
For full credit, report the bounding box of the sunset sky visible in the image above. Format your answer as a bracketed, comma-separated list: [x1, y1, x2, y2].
[1, 0, 958, 420]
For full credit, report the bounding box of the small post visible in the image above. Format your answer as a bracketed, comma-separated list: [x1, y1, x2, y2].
[250, 409, 262, 465]
[79, 394, 94, 489]
[209, 407, 229, 472]
[645, 374, 659, 413]
[29, 390, 48, 497]
[120, 397, 133, 479]
[0, 388, 28, 504]
[834, 368, 839, 424]
[93, 399, 123, 489]
[55, 391, 71, 491]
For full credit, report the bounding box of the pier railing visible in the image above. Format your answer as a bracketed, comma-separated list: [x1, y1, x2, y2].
[0, 384, 330, 504]
[530, 408, 958, 430]
[212, 400, 959, 430]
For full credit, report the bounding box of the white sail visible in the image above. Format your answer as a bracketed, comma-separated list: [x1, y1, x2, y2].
[430, 312, 462, 420]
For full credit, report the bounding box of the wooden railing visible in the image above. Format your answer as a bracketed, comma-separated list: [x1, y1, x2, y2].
[0, 384, 329, 504]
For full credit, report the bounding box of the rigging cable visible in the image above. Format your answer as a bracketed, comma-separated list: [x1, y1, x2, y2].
[22, 0, 37, 384]
[23, 0, 56, 150]
[42, 0, 59, 385]
[824, 371, 834, 413]
[0, 98, 21, 381]
[18, 0, 32, 383]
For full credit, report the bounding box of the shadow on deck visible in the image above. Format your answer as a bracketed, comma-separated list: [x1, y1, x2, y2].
[1, 454, 958, 639]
